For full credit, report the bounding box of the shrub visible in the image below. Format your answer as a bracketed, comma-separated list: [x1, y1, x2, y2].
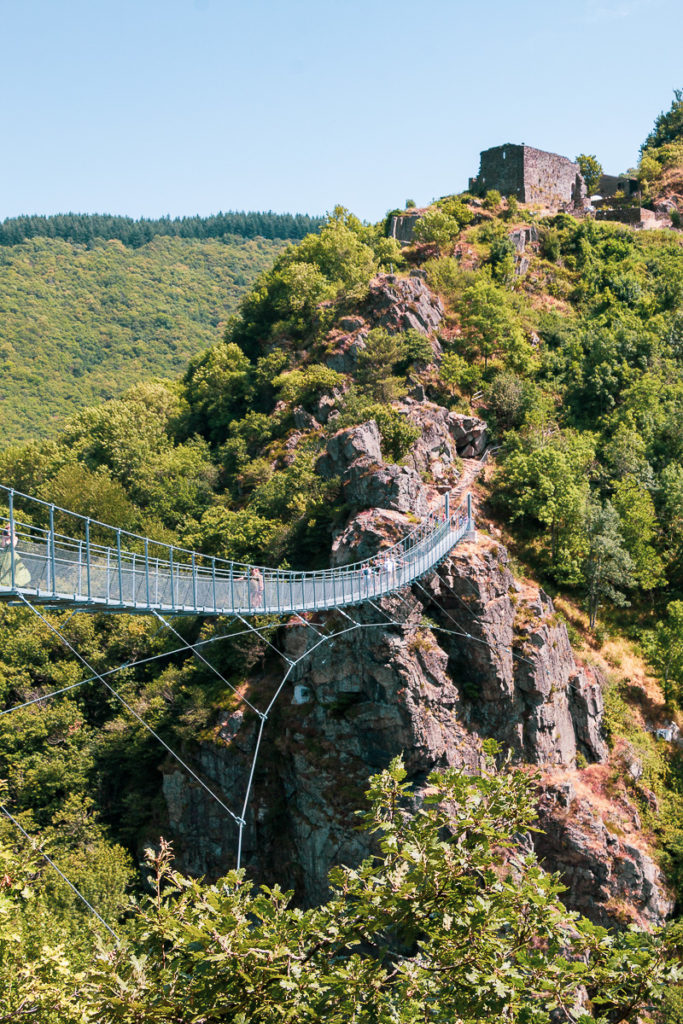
[483, 189, 502, 210]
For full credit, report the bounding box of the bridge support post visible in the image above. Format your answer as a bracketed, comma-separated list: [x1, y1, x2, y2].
[465, 492, 476, 541]
[49, 505, 56, 597]
[444, 491, 450, 522]
[8, 490, 15, 590]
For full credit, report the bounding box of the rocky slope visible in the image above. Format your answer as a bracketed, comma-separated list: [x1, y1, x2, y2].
[162, 273, 673, 928]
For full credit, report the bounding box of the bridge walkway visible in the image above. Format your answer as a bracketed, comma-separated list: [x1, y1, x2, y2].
[0, 485, 474, 618]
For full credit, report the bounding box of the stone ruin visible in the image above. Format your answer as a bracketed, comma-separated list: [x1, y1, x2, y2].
[469, 143, 587, 211]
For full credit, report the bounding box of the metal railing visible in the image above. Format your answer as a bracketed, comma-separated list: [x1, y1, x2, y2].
[0, 484, 475, 617]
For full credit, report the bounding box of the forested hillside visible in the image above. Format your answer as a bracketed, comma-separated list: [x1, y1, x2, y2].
[0, 209, 324, 247]
[0, 234, 287, 441]
[1, 96, 683, 1020]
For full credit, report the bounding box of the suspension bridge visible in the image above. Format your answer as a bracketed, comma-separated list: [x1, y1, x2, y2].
[0, 485, 475, 616]
[0, 480, 479, 933]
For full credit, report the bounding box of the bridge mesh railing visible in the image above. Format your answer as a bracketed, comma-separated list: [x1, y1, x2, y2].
[0, 484, 473, 616]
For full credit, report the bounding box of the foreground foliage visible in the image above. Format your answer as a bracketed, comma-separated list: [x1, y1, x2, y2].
[1, 755, 679, 1022]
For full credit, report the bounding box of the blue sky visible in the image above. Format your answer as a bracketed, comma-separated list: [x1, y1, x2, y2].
[1, 0, 681, 223]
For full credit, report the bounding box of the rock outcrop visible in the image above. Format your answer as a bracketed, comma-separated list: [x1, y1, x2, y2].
[316, 420, 428, 515]
[160, 383, 669, 930]
[344, 459, 428, 515]
[423, 540, 607, 766]
[163, 535, 614, 909]
[364, 274, 444, 340]
[316, 421, 382, 479]
[535, 774, 674, 929]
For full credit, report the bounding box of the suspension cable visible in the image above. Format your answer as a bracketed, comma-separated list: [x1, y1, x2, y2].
[0, 804, 119, 944]
[153, 612, 262, 717]
[18, 596, 243, 827]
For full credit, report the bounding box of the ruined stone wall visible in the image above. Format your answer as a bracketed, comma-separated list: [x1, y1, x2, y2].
[388, 213, 421, 243]
[470, 144, 525, 199]
[470, 144, 585, 209]
[522, 146, 583, 206]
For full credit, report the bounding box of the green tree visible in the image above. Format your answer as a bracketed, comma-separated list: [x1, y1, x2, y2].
[576, 154, 603, 194]
[483, 189, 502, 210]
[582, 498, 634, 629]
[411, 210, 460, 253]
[458, 277, 531, 370]
[75, 753, 680, 1022]
[643, 600, 683, 705]
[273, 364, 344, 410]
[356, 328, 408, 403]
[641, 88, 683, 153]
[501, 435, 594, 581]
[612, 475, 665, 592]
[438, 351, 482, 398]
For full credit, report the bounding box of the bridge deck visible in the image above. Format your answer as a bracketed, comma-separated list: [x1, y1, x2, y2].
[0, 486, 473, 617]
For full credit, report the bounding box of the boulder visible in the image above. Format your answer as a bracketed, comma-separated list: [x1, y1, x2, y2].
[448, 412, 488, 457]
[396, 400, 461, 482]
[653, 197, 679, 216]
[364, 274, 444, 339]
[293, 406, 320, 431]
[313, 390, 341, 425]
[344, 458, 428, 515]
[316, 420, 382, 480]
[324, 330, 369, 373]
[331, 508, 412, 565]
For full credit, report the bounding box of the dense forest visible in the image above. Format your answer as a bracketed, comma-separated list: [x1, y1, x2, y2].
[0, 210, 324, 248]
[1, 94, 683, 1020]
[0, 234, 287, 441]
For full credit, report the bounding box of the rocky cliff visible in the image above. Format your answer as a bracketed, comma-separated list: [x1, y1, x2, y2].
[162, 524, 670, 923]
[161, 275, 672, 929]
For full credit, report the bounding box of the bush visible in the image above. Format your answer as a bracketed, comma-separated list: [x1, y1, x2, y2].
[483, 189, 502, 210]
[273, 364, 345, 410]
[540, 227, 561, 262]
[367, 405, 420, 462]
[412, 210, 460, 252]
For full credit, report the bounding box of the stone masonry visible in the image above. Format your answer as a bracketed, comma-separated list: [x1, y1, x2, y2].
[470, 144, 586, 209]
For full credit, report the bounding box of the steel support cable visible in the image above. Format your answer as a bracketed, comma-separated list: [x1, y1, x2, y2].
[412, 579, 536, 669]
[235, 615, 412, 869]
[153, 612, 262, 718]
[0, 619, 285, 717]
[292, 612, 326, 639]
[431, 567, 500, 625]
[364, 598, 405, 629]
[18, 596, 243, 827]
[235, 614, 294, 666]
[0, 803, 119, 944]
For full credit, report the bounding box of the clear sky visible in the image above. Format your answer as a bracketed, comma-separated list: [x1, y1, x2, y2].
[1, 0, 681, 224]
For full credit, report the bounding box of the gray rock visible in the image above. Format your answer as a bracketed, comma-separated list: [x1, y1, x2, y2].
[338, 315, 367, 331]
[324, 330, 369, 373]
[344, 458, 428, 515]
[395, 400, 461, 482]
[293, 406, 320, 431]
[425, 541, 607, 766]
[316, 421, 383, 480]
[314, 391, 341, 425]
[448, 412, 488, 456]
[536, 782, 673, 929]
[364, 273, 444, 338]
[389, 213, 422, 243]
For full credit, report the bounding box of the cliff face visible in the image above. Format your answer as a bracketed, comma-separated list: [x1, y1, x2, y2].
[162, 523, 671, 923]
[161, 279, 672, 928]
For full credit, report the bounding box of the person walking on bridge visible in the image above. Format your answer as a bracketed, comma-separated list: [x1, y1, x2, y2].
[0, 526, 31, 588]
[250, 566, 264, 610]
